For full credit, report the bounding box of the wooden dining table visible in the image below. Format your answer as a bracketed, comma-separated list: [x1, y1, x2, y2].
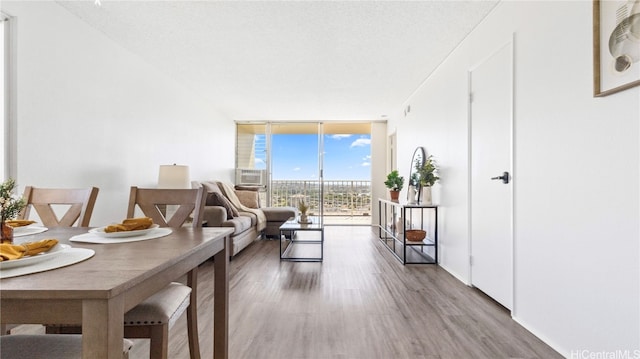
[0, 226, 234, 359]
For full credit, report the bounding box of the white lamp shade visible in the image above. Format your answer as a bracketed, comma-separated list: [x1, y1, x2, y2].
[158, 165, 190, 189]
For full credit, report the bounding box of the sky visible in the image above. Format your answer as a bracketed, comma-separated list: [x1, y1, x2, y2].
[268, 134, 371, 180]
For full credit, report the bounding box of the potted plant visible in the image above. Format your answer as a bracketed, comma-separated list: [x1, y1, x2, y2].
[384, 170, 404, 201]
[416, 155, 439, 204]
[297, 198, 310, 223]
[0, 178, 26, 244]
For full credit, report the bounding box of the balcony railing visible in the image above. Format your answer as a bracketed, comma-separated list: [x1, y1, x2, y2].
[269, 180, 371, 217]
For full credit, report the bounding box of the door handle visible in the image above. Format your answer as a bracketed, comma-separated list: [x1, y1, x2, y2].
[491, 171, 510, 184]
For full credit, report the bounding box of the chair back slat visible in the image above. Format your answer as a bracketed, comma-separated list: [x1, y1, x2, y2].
[19, 187, 99, 227]
[126, 186, 205, 228]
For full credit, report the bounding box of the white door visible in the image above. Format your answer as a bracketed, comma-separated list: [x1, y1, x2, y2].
[470, 42, 513, 310]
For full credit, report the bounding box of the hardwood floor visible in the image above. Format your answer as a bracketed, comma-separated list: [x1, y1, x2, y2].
[13, 226, 561, 358]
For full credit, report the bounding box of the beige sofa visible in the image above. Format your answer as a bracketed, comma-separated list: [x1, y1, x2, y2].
[195, 181, 296, 257]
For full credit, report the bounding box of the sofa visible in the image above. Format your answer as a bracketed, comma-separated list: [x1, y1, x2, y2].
[195, 181, 296, 257]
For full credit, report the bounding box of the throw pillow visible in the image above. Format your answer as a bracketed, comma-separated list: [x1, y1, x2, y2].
[235, 190, 260, 209]
[207, 192, 238, 220]
[201, 181, 223, 196]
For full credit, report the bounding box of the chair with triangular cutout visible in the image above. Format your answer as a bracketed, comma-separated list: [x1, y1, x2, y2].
[3, 186, 99, 337]
[123, 185, 206, 359]
[18, 186, 99, 227]
[45, 186, 206, 359]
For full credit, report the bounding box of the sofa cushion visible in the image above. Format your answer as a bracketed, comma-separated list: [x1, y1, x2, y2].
[222, 216, 252, 234]
[217, 181, 267, 232]
[238, 211, 258, 227]
[207, 192, 239, 219]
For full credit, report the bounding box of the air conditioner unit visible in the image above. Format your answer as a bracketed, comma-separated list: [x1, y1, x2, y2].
[235, 168, 266, 186]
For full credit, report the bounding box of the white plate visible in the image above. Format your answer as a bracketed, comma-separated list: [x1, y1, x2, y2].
[0, 243, 70, 270]
[89, 224, 160, 238]
[13, 225, 49, 237]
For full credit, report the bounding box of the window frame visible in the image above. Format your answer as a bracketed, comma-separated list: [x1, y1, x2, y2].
[1, 12, 17, 180]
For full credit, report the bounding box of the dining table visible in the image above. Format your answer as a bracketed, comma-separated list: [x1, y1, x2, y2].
[0, 226, 234, 359]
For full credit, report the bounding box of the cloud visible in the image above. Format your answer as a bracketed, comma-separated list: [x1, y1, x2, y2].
[293, 167, 301, 172]
[362, 155, 371, 161]
[350, 138, 371, 148]
[330, 134, 351, 140]
[361, 162, 371, 167]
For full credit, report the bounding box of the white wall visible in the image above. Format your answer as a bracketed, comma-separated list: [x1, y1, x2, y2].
[389, 1, 639, 356]
[1, 1, 236, 225]
[5, 0, 639, 354]
[370, 121, 387, 225]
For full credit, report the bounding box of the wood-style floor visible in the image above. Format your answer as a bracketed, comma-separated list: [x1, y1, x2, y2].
[15, 226, 561, 358]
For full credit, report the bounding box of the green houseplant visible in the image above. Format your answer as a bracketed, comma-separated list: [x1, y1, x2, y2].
[416, 155, 439, 204]
[417, 155, 439, 187]
[0, 178, 26, 244]
[384, 170, 404, 201]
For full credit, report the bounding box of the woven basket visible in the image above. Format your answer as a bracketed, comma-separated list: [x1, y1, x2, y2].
[406, 229, 426, 242]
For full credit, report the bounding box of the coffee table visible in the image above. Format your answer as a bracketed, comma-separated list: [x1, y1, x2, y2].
[279, 216, 324, 262]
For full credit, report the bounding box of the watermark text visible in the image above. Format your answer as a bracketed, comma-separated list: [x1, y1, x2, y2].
[570, 350, 640, 359]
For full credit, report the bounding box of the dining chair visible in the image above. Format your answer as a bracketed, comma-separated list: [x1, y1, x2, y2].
[0, 334, 134, 359]
[18, 186, 99, 227]
[123, 186, 206, 359]
[3, 186, 99, 337]
[46, 186, 206, 359]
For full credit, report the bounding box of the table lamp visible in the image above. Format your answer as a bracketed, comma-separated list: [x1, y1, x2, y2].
[158, 164, 190, 189]
[157, 164, 190, 219]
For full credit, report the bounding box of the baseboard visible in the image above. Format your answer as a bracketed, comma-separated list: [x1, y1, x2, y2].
[438, 263, 471, 286]
[512, 315, 566, 357]
[440, 262, 565, 357]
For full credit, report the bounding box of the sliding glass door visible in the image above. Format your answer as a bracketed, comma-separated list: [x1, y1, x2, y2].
[236, 122, 372, 226]
[321, 123, 371, 225]
[270, 123, 322, 218]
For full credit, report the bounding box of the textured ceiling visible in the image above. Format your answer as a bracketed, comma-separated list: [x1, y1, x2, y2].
[56, 0, 499, 121]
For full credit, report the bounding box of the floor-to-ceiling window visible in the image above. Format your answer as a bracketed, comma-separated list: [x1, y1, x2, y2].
[320, 122, 371, 225]
[270, 122, 322, 219]
[236, 122, 373, 226]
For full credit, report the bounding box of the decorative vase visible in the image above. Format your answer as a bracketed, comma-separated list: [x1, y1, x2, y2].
[421, 186, 432, 205]
[1, 221, 14, 244]
[299, 214, 309, 223]
[396, 212, 404, 235]
[408, 186, 417, 204]
[389, 190, 400, 201]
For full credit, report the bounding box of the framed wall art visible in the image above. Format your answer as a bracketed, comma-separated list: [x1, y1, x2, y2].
[593, 0, 640, 97]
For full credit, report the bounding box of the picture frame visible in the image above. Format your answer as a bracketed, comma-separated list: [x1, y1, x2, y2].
[593, 0, 640, 97]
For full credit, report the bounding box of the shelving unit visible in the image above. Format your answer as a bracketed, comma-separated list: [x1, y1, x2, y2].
[377, 198, 438, 264]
